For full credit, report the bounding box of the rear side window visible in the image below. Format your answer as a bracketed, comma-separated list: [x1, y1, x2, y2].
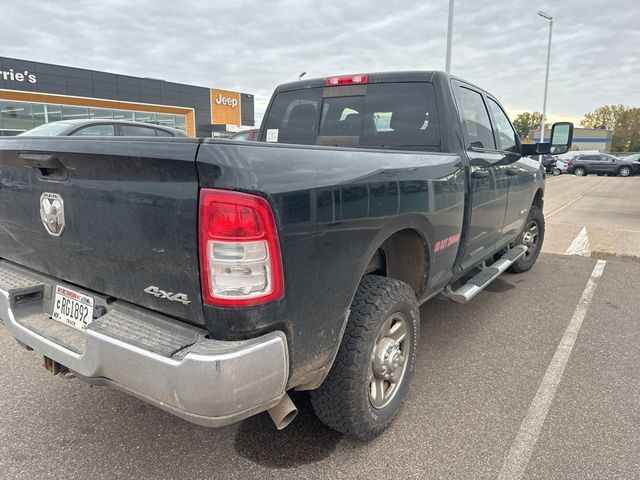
[70, 124, 115, 137]
[580, 155, 598, 161]
[453, 86, 495, 150]
[120, 125, 157, 136]
[262, 82, 440, 149]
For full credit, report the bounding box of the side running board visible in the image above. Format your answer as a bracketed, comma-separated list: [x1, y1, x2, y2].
[448, 245, 528, 304]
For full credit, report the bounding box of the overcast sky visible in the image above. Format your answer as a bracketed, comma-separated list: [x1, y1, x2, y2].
[2, 0, 639, 124]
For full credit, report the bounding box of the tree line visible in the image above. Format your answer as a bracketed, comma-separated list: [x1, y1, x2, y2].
[512, 105, 640, 152]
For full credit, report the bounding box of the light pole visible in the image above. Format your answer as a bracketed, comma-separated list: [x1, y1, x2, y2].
[445, 0, 454, 73]
[538, 10, 553, 147]
[298, 71, 307, 81]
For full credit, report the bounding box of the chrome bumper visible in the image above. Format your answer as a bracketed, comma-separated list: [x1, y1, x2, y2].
[0, 260, 288, 427]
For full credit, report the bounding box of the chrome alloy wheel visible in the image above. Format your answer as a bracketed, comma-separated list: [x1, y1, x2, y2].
[368, 313, 411, 409]
[521, 220, 539, 259]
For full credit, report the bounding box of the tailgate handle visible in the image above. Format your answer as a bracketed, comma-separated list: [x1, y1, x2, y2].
[18, 153, 68, 181]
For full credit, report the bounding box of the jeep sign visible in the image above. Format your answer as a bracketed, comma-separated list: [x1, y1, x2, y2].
[215, 94, 238, 108]
[210, 88, 241, 125]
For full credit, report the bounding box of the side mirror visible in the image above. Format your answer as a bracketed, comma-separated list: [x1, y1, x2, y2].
[549, 122, 573, 154]
[520, 122, 574, 156]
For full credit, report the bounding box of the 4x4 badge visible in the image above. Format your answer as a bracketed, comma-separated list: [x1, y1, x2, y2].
[144, 286, 191, 305]
[40, 192, 65, 237]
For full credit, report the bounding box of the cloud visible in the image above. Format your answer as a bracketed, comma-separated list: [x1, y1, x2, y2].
[2, 0, 638, 124]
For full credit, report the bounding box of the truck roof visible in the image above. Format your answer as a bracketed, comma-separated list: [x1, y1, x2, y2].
[274, 70, 484, 94]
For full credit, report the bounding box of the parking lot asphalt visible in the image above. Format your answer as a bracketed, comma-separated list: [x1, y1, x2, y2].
[2, 252, 638, 479]
[543, 175, 640, 260]
[1, 176, 640, 480]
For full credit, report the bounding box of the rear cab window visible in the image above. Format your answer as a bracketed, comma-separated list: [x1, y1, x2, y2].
[262, 82, 440, 150]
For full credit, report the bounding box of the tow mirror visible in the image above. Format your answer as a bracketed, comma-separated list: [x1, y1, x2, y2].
[549, 122, 573, 154]
[520, 122, 574, 156]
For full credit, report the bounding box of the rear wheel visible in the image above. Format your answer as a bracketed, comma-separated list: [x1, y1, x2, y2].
[618, 166, 632, 177]
[508, 204, 544, 273]
[574, 167, 586, 176]
[310, 275, 420, 440]
[552, 167, 561, 176]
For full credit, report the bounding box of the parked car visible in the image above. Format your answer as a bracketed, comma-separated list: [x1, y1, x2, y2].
[553, 158, 569, 175]
[541, 154, 557, 174]
[567, 153, 639, 177]
[0, 71, 572, 440]
[19, 119, 187, 137]
[623, 153, 640, 163]
[229, 129, 260, 141]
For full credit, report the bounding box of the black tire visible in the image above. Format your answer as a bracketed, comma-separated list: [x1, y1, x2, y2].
[574, 166, 586, 176]
[552, 168, 561, 176]
[618, 166, 632, 177]
[508, 204, 545, 273]
[310, 275, 420, 440]
[597, 173, 605, 176]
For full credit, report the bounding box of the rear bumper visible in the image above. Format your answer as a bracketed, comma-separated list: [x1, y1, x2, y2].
[0, 260, 289, 427]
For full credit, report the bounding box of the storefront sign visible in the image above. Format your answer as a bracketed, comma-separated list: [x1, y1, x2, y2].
[211, 88, 241, 125]
[1, 68, 37, 84]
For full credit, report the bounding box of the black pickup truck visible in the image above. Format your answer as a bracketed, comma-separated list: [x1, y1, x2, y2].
[0, 71, 572, 440]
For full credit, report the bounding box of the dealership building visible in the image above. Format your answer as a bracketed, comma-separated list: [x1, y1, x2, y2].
[0, 56, 254, 137]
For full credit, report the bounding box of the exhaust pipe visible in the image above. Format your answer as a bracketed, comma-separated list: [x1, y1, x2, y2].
[267, 392, 298, 430]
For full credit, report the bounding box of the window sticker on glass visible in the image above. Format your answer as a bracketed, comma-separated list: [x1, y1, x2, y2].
[266, 129, 279, 142]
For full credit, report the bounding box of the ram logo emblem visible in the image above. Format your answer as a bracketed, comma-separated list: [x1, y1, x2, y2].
[40, 192, 65, 237]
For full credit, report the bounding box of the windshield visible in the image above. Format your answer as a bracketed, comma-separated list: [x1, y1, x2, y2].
[262, 82, 440, 150]
[18, 122, 73, 136]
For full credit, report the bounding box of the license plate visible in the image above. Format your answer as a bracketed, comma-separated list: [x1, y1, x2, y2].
[52, 285, 94, 332]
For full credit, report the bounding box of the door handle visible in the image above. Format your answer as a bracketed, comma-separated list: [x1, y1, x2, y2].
[18, 153, 68, 181]
[471, 169, 489, 179]
[506, 167, 519, 176]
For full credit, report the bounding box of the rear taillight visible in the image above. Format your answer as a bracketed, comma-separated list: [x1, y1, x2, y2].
[567, 159, 574, 166]
[325, 74, 369, 86]
[198, 189, 284, 307]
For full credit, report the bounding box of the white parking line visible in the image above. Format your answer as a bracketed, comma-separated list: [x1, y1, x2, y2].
[564, 227, 590, 256]
[496, 260, 607, 480]
[546, 178, 610, 218]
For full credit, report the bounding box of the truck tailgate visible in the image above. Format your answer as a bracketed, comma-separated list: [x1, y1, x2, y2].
[0, 137, 204, 325]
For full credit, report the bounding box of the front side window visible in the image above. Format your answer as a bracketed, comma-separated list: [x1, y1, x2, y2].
[71, 124, 115, 136]
[453, 86, 495, 150]
[487, 98, 517, 152]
